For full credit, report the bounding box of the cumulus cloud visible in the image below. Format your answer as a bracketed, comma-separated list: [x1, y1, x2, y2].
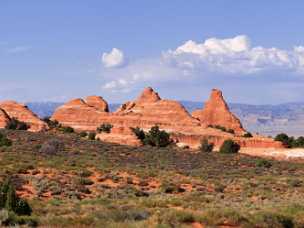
[101, 35, 304, 103]
[163, 35, 304, 75]
[102, 48, 125, 68]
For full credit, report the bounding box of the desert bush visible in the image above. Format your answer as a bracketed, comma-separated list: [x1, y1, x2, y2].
[0, 178, 32, 216]
[143, 126, 171, 147]
[78, 178, 94, 186]
[97, 123, 113, 133]
[43, 117, 59, 129]
[200, 138, 214, 152]
[275, 133, 304, 148]
[219, 139, 240, 154]
[208, 125, 235, 134]
[79, 131, 87, 138]
[255, 159, 272, 168]
[275, 133, 293, 148]
[79, 169, 93, 178]
[5, 118, 29, 131]
[60, 126, 74, 133]
[250, 211, 294, 228]
[0, 133, 12, 147]
[39, 139, 64, 155]
[88, 132, 96, 140]
[131, 127, 146, 142]
[243, 132, 253, 138]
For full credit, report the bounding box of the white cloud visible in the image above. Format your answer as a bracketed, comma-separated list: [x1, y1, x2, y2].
[102, 48, 125, 68]
[164, 35, 304, 74]
[101, 35, 304, 100]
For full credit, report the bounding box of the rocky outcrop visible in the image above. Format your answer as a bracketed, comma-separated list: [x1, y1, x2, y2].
[52, 87, 283, 149]
[85, 96, 109, 112]
[0, 109, 10, 129]
[51, 97, 110, 131]
[96, 127, 142, 147]
[0, 101, 48, 132]
[192, 89, 246, 135]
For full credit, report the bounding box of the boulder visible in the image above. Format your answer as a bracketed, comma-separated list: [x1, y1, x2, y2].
[0, 101, 48, 132]
[192, 89, 246, 135]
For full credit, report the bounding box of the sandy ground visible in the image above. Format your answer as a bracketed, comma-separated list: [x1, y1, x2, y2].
[240, 148, 304, 161]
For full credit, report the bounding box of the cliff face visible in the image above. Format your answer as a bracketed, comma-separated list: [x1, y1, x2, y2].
[52, 87, 283, 149]
[0, 101, 48, 132]
[192, 89, 246, 135]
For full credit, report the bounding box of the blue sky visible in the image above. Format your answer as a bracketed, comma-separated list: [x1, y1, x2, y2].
[1, 1, 304, 104]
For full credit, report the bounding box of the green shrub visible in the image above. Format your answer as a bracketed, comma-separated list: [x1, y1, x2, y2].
[5, 118, 29, 131]
[0, 178, 32, 216]
[243, 132, 253, 138]
[208, 125, 235, 134]
[255, 159, 272, 168]
[88, 132, 96, 140]
[79, 170, 92, 178]
[131, 127, 146, 142]
[78, 178, 94, 186]
[39, 139, 64, 155]
[144, 126, 171, 147]
[200, 138, 214, 152]
[219, 140, 240, 154]
[250, 211, 294, 228]
[43, 117, 59, 129]
[0, 133, 12, 147]
[97, 123, 113, 133]
[79, 131, 87, 138]
[275, 133, 293, 147]
[227, 129, 235, 134]
[60, 126, 74, 133]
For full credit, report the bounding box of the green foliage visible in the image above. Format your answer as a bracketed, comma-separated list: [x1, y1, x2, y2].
[5, 118, 29, 131]
[88, 132, 96, 140]
[0, 133, 12, 147]
[275, 133, 293, 147]
[0, 178, 32, 216]
[219, 139, 240, 154]
[97, 123, 113, 133]
[79, 131, 88, 138]
[255, 159, 272, 168]
[131, 127, 146, 142]
[275, 133, 304, 148]
[208, 125, 235, 134]
[143, 126, 171, 147]
[60, 126, 74, 133]
[131, 126, 171, 147]
[200, 138, 214, 152]
[78, 178, 94, 186]
[243, 132, 253, 138]
[39, 139, 64, 155]
[43, 117, 59, 129]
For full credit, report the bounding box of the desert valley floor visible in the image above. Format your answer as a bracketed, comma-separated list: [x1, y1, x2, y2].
[1, 129, 304, 227]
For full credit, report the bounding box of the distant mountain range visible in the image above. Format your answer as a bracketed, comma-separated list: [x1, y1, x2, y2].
[26, 101, 304, 137]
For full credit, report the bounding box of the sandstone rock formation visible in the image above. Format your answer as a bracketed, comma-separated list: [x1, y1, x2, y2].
[52, 87, 283, 149]
[85, 96, 109, 112]
[0, 108, 10, 129]
[96, 127, 142, 147]
[192, 89, 246, 135]
[51, 96, 110, 131]
[0, 101, 48, 132]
